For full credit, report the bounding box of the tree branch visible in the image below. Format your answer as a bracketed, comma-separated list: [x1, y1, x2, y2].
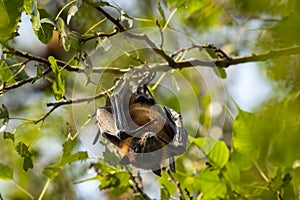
[82, 28, 119, 42]
[1, 50, 129, 94]
[4, 49, 125, 73]
[154, 46, 300, 69]
[46, 86, 115, 107]
[125, 167, 150, 200]
[93, 5, 176, 66]
[3, 45, 299, 95]
[165, 169, 185, 200]
[0, 68, 52, 95]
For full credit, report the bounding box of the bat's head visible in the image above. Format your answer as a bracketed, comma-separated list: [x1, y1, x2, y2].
[119, 131, 165, 172]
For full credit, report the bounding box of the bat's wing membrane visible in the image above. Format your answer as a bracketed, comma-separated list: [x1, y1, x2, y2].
[110, 79, 133, 133]
[164, 106, 188, 156]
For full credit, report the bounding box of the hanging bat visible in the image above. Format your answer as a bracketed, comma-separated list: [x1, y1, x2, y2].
[95, 68, 187, 176]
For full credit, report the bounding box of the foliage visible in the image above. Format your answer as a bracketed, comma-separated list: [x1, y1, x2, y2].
[0, 0, 300, 199]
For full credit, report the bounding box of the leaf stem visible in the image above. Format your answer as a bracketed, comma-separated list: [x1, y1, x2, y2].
[13, 180, 34, 200]
[162, 8, 177, 32]
[55, 0, 77, 22]
[38, 178, 51, 200]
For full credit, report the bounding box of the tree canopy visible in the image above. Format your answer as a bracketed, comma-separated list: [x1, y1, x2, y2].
[0, 0, 300, 199]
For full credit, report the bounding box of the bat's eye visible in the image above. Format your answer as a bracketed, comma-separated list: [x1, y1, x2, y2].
[133, 146, 140, 153]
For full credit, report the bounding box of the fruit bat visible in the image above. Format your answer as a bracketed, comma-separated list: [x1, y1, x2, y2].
[95, 67, 187, 176]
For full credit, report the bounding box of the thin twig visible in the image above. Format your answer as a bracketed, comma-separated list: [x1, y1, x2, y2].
[0, 68, 51, 95]
[93, 5, 176, 66]
[40, 45, 300, 109]
[171, 44, 203, 59]
[34, 104, 60, 124]
[155, 20, 164, 49]
[94, 6, 126, 32]
[4, 49, 127, 73]
[3, 44, 300, 95]
[46, 86, 115, 107]
[125, 31, 176, 66]
[184, 188, 193, 200]
[125, 167, 150, 200]
[165, 169, 185, 200]
[155, 45, 300, 69]
[82, 28, 119, 42]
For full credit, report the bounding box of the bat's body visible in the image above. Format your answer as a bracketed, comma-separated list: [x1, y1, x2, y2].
[96, 70, 187, 176]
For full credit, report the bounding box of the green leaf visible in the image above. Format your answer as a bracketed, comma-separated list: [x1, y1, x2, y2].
[48, 56, 59, 74]
[4, 59, 29, 81]
[157, 1, 166, 24]
[0, 104, 9, 133]
[98, 171, 130, 193]
[48, 56, 65, 100]
[0, 104, 9, 124]
[282, 182, 296, 200]
[36, 64, 43, 78]
[0, 163, 13, 180]
[0, 0, 24, 41]
[223, 161, 240, 187]
[57, 17, 71, 51]
[205, 47, 219, 59]
[0, 0, 10, 29]
[62, 139, 76, 156]
[23, 0, 31, 14]
[43, 166, 60, 179]
[92, 160, 119, 175]
[59, 139, 88, 166]
[197, 168, 227, 199]
[213, 67, 227, 79]
[194, 138, 230, 169]
[35, 21, 54, 44]
[232, 108, 256, 156]
[23, 156, 33, 171]
[15, 142, 31, 157]
[103, 146, 121, 167]
[15, 142, 33, 171]
[88, 161, 131, 195]
[231, 108, 257, 170]
[159, 170, 177, 195]
[60, 151, 88, 166]
[160, 185, 170, 200]
[3, 131, 14, 142]
[0, 60, 14, 84]
[31, 0, 41, 31]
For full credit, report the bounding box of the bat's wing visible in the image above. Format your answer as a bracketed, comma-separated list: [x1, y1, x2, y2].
[95, 94, 129, 146]
[164, 106, 188, 156]
[96, 66, 156, 145]
[110, 78, 132, 132]
[163, 106, 187, 172]
[110, 67, 156, 135]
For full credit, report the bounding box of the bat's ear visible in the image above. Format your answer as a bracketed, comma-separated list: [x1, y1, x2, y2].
[152, 167, 162, 176]
[103, 132, 122, 147]
[118, 131, 132, 140]
[119, 155, 130, 165]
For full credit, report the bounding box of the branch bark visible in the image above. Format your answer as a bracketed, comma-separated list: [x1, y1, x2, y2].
[2, 46, 300, 95]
